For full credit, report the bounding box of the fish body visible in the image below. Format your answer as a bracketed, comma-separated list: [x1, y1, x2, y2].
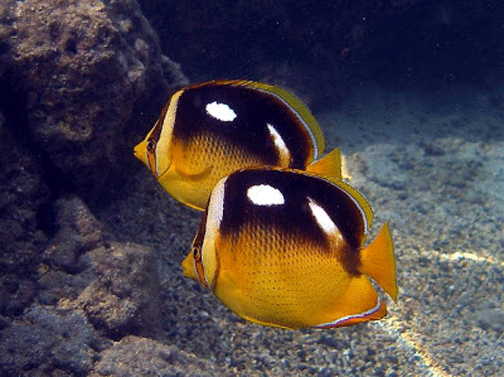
[134, 80, 341, 210]
[182, 168, 397, 329]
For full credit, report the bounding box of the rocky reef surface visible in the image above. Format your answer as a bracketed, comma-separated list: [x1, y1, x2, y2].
[0, 0, 198, 375]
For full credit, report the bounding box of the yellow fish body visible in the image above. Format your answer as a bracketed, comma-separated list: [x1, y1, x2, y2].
[134, 80, 341, 211]
[182, 167, 397, 329]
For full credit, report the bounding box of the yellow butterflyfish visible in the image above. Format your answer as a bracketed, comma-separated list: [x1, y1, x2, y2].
[182, 167, 398, 329]
[134, 80, 341, 210]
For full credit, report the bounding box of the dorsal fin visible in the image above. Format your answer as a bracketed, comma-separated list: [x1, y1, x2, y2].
[249, 81, 325, 157]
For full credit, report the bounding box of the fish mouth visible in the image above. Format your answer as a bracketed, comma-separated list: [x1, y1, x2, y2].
[133, 140, 149, 167]
[133, 144, 140, 158]
[181, 253, 198, 280]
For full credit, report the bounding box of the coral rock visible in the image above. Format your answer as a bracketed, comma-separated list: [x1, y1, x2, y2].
[78, 242, 162, 339]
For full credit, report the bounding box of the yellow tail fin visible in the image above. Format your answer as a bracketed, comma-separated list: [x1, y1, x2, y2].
[306, 148, 342, 180]
[359, 222, 398, 301]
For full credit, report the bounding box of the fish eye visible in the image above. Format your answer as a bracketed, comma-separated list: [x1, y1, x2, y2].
[193, 246, 201, 261]
[146, 139, 156, 152]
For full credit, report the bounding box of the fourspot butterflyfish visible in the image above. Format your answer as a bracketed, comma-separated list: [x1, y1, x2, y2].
[181, 167, 398, 329]
[134, 80, 341, 211]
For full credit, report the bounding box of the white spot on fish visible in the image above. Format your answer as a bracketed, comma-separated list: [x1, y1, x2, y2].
[205, 101, 237, 122]
[308, 197, 341, 239]
[247, 184, 285, 206]
[267, 123, 290, 165]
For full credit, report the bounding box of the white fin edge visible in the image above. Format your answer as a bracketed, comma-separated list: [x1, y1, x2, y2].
[313, 297, 382, 329]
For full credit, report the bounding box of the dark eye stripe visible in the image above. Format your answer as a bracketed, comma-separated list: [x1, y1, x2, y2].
[192, 206, 208, 256]
[148, 102, 170, 149]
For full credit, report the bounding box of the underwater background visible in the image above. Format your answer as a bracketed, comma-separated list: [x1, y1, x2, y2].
[0, 0, 503, 375]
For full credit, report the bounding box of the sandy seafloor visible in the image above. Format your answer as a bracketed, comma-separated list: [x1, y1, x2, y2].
[97, 82, 504, 376]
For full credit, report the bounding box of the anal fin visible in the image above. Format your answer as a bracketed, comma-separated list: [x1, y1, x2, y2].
[313, 276, 387, 328]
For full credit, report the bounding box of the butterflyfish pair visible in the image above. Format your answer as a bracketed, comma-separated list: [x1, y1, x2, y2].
[134, 80, 341, 211]
[182, 168, 397, 329]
